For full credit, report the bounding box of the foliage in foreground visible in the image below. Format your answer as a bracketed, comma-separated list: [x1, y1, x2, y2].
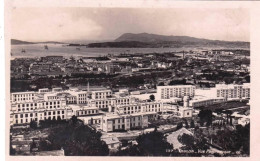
[38, 116, 109, 156]
[114, 130, 173, 156]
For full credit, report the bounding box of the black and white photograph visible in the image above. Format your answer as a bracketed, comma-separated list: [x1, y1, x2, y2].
[6, 4, 254, 158]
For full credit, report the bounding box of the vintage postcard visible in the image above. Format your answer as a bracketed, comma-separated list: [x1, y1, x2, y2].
[4, 0, 260, 161]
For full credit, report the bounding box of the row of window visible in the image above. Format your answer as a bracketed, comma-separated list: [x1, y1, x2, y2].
[162, 93, 193, 98]
[162, 91, 193, 95]
[16, 105, 62, 112]
[13, 97, 35, 102]
[17, 101, 61, 108]
[112, 118, 125, 124]
[14, 115, 65, 124]
[15, 110, 65, 118]
[93, 92, 111, 96]
[76, 110, 98, 116]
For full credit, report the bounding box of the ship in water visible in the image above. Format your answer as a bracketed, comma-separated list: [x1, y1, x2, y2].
[21, 49, 26, 53]
[44, 45, 48, 50]
[76, 47, 81, 51]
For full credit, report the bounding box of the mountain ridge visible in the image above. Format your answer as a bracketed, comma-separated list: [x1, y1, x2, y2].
[115, 33, 248, 43]
[87, 33, 249, 48]
[11, 39, 65, 45]
[11, 39, 35, 45]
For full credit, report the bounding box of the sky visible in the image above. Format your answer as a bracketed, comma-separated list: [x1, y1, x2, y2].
[11, 8, 250, 42]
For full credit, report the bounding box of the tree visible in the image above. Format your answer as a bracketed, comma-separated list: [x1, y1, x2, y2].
[38, 139, 55, 151]
[113, 145, 142, 156]
[223, 110, 233, 125]
[169, 79, 186, 85]
[136, 131, 173, 156]
[57, 116, 62, 123]
[190, 120, 195, 128]
[178, 133, 194, 150]
[158, 82, 165, 86]
[47, 117, 109, 156]
[10, 136, 16, 155]
[39, 120, 46, 128]
[10, 146, 16, 155]
[224, 77, 234, 84]
[198, 110, 213, 126]
[69, 115, 79, 126]
[196, 137, 209, 154]
[47, 117, 52, 126]
[90, 118, 94, 125]
[52, 117, 57, 126]
[179, 130, 209, 154]
[184, 120, 189, 128]
[211, 124, 249, 155]
[149, 94, 155, 101]
[245, 75, 250, 83]
[115, 131, 173, 156]
[30, 140, 37, 152]
[176, 122, 183, 130]
[65, 125, 109, 156]
[30, 120, 38, 129]
[215, 108, 224, 115]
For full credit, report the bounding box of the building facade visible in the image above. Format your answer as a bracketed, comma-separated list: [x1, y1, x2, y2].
[215, 83, 250, 100]
[157, 85, 196, 99]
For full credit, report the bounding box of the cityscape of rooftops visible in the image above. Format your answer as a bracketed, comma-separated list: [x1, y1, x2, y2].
[9, 8, 250, 157]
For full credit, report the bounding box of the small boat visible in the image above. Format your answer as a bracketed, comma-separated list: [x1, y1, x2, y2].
[76, 47, 81, 51]
[21, 49, 26, 53]
[44, 45, 48, 50]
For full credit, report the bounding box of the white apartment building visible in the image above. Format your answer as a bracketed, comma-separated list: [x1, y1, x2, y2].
[38, 88, 51, 93]
[101, 101, 163, 132]
[157, 85, 195, 100]
[101, 112, 153, 132]
[44, 93, 60, 101]
[11, 88, 63, 104]
[11, 92, 36, 104]
[78, 115, 103, 125]
[69, 91, 90, 104]
[43, 92, 77, 105]
[113, 101, 163, 115]
[10, 99, 68, 125]
[9, 87, 163, 128]
[215, 83, 250, 100]
[66, 104, 100, 117]
[88, 96, 136, 109]
[91, 90, 112, 99]
[189, 97, 227, 107]
[66, 105, 103, 125]
[65, 89, 112, 104]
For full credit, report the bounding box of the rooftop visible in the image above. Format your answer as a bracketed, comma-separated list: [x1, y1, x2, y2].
[101, 137, 120, 145]
[166, 127, 193, 149]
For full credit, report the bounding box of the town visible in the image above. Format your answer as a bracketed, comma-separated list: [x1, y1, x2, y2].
[11, 49, 250, 92]
[10, 49, 250, 156]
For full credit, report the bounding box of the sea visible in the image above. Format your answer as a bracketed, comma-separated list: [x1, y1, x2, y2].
[10, 43, 239, 59]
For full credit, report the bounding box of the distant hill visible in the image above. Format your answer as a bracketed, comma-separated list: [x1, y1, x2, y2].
[11, 39, 65, 45]
[40, 41, 65, 44]
[87, 33, 249, 49]
[87, 41, 151, 48]
[11, 39, 35, 45]
[115, 33, 211, 43]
